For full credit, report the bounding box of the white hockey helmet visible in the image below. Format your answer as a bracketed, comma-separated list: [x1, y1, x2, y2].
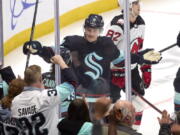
[118, 0, 139, 9]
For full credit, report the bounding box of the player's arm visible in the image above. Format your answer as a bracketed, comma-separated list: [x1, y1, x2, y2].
[112, 47, 162, 66]
[22, 36, 81, 64]
[50, 55, 77, 102]
[40, 55, 77, 107]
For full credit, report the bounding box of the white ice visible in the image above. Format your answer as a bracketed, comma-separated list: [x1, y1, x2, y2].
[4, 0, 180, 134]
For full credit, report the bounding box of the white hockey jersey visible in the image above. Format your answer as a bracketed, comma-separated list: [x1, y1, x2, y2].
[104, 14, 145, 69]
[10, 82, 74, 135]
[0, 117, 20, 135]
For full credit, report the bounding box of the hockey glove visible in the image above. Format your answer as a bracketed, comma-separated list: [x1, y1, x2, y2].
[23, 40, 42, 55]
[111, 69, 125, 89]
[135, 49, 162, 64]
[39, 47, 55, 63]
[140, 64, 151, 88]
[177, 32, 180, 47]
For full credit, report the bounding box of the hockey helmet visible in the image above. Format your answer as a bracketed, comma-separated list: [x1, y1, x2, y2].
[84, 14, 104, 29]
[118, 0, 139, 9]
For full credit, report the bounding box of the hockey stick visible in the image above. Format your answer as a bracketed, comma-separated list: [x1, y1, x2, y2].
[25, 0, 39, 70]
[132, 89, 163, 114]
[159, 43, 177, 53]
[132, 89, 175, 121]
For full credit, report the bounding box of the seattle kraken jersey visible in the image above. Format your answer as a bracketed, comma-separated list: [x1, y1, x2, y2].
[62, 36, 124, 98]
[42, 72, 56, 89]
[11, 82, 75, 135]
[0, 116, 20, 135]
[62, 36, 123, 86]
[42, 68, 76, 113]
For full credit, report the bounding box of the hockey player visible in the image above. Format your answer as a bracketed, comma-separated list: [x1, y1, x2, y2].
[104, 0, 151, 129]
[23, 14, 161, 103]
[105, 0, 150, 102]
[11, 55, 77, 135]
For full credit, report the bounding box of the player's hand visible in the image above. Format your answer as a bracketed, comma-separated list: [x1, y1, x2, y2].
[51, 55, 68, 69]
[143, 50, 161, 63]
[23, 41, 42, 55]
[158, 110, 171, 125]
[177, 32, 180, 47]
[137, 49, 162, 64]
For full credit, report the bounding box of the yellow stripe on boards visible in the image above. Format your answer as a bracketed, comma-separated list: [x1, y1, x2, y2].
[4, 0, 118, 55]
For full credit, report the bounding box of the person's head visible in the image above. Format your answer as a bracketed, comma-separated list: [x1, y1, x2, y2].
[94, 97, 112, 120]
[119, 0, 140, 18]
[84, 14, 104, 42]
[1, 78, 25, 109]
[112, 100, 136, 126]
[24, 65, 42, 88]
[68, 99, 91, 122]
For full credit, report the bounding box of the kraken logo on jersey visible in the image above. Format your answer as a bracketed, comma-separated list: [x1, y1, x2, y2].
[84, 52, 103, 79]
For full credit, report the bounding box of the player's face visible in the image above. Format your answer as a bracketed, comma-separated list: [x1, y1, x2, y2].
[84, 27, 100, 42]
[131, 1, 140, 16]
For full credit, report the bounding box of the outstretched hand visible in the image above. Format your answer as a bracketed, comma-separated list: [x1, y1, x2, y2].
[157, 110, 171, 125]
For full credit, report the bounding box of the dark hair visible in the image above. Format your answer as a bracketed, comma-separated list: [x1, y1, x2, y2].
[1, 78, 25, 109]
[68, 99, 91, 122]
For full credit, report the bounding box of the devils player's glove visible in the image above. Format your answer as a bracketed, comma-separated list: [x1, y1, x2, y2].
[23, 40, 42, 55]
[133, 49, 162, 65]
[111, 69, 125, 89]
[140, 64, 151, 88]
[177, 32, 180, 47]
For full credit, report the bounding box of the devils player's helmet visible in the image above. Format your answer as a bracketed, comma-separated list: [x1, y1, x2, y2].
[84, 14, 104, 29]
[118, 0, 139, 9]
